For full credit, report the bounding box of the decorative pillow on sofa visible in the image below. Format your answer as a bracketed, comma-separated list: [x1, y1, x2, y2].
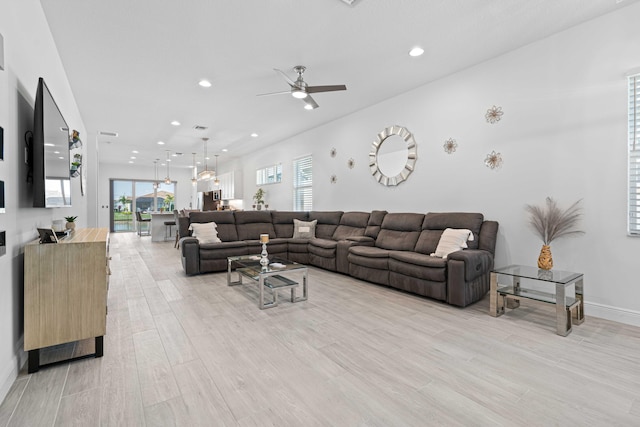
[188, 222, 221, 244]
[292, 219, 317, 239]
[430, 228, 474, 259]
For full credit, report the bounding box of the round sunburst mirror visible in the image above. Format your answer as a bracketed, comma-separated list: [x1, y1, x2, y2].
[368, 125, 417, 186]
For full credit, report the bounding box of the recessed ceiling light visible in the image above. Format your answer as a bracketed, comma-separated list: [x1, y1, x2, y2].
[54, 151, 60, 154]
[130, 156, 136, 159]
[58, 156, 64, 159]
[172, 153, 178, 157]
[196, 161, 201, 165]
[44, 143, 55, 147]
[251, 133, 258, 138]
[157, 141, 165, 145]
[132, 150, 139, 154]
[409, 46, 424, 57]
[167, 159, 171, 162]
[198, 79, 212, 88]
[222, 148, 228, 152]
[304, 104, 313, 110]
[129, 161, 134, 164]
[171, 120, 181, 126]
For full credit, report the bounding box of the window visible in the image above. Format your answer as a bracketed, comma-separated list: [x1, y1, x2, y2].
[629, 74, 640, 235]
[256, 163, 282, 185]
[293, 155, 312, 211]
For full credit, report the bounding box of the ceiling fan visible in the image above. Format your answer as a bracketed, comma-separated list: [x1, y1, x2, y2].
[257, 65, 347, 110]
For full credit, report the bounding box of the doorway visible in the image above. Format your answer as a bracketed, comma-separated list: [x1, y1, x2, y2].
[109, 179, 176, 232]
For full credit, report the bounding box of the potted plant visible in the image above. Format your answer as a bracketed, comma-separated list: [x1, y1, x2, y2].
[64, 216, 78, 231]
[253, 188, 265, 210]
[525, 197, 584, 270]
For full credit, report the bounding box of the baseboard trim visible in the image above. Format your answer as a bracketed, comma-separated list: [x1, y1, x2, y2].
[585, 301, 640, 327]
[0, 336, 25, 405]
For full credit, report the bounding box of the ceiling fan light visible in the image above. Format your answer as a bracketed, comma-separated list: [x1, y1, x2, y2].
[292, 89, 307, 99]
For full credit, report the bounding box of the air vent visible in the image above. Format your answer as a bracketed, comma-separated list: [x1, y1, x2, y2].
[193, 125, 208, 131]
[99, 131, 118, 137]
[340, 0, 360, 5]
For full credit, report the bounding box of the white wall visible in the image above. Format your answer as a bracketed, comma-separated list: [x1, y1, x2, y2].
[0, 0, 88, 402]
[241, 4, 640, 325]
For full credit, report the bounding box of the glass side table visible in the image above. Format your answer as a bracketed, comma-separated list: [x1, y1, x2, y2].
[489, 264, 584, 336]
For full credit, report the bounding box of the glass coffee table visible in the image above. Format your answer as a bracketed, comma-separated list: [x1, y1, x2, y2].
[227, 255, 308, 309]
[489, 264, 584, 336]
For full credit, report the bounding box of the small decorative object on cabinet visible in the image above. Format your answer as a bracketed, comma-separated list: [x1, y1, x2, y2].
[24, 228, 110, 372]
[64, 215, 77, 230]
[525, 197, 584, 270]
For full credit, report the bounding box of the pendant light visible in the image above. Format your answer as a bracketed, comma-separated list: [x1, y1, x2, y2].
[198, 137, 215, 180]
[164, 150, 171, 184]
[213, 155, 220, 186]
[191, 152, 197, 186]
[153, 159, 159, 189]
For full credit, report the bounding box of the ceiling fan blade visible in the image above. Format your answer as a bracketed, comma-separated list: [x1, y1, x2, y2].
[256, 90, 291, 97]
[306, 84, 347, 94]
[274, 68, 297, 87]
[302, 95, 319, 110]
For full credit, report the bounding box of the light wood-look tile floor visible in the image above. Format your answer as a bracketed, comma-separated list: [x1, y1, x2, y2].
[1, 232, 640, 426]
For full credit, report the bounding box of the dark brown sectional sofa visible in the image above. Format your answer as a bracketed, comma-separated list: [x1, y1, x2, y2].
[178, 210, 498, 307]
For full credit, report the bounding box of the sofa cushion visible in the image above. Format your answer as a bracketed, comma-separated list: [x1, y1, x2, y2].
[389, 251, 447, 268]
[332, 211, 369, 240]
[234, 211, 276, 240]
[388, 251, 447, 284]
[199, 241, 248, 259]
[287, 238, 310, 253]
[364, 210, 387, 239]
[272, 211, 309, 238]
[293, 219, 317, 239]
[422, 212, 483, 249]
[309, 238, 337, 250]
[189, 211, 238, 242]
[431, 228, 474, 259]
[348, 246, 390, 270]
[188, 222, 221, 244]
[375, 213, 424, 251]
[309, 211, 343, 239]
[414, 213, 484, 254]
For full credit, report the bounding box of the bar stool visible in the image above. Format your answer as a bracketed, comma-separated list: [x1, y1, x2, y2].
[135, 211, 151, 236]
[164, 218, 176, 241]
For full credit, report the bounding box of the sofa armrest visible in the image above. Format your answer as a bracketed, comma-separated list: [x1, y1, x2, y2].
[446, 249, 494, 307]
[345, 236, 375, 245]
[180, 237, 200, 275]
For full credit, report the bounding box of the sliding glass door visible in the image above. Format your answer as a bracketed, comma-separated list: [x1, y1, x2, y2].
[110, 179, 176, 232]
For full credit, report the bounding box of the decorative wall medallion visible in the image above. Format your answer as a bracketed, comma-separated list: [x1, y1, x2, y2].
[330, 147, 337, 158]
[485, 105, 504, 124]
[330, 174, 337, 184]
[484, 150, 503, 170]
[443, 138, 457, 154]
[347, 158, 355, 169]
[369, 125, 417, 186]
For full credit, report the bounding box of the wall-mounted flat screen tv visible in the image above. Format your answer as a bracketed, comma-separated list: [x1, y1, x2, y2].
[32, 78, 71, 208]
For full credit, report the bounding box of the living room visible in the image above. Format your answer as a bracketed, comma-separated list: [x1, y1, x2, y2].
[1, 0, 640, 425]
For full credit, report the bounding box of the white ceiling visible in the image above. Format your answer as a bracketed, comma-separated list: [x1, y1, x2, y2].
[40, 0, 636, 170]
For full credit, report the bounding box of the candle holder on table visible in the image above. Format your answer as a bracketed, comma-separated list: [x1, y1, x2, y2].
[260, 234, 269, 267]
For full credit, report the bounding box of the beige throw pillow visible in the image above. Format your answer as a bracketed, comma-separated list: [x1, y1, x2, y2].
[189, 222, 221, 244]
[292, 219, 317, 239]
[431, 228, 474, 259]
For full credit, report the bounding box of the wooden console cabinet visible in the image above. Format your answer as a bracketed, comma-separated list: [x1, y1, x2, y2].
[24, 228, 110, 373]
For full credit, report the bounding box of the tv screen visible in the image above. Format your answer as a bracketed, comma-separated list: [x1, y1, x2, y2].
[32, 78, 71, 208]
